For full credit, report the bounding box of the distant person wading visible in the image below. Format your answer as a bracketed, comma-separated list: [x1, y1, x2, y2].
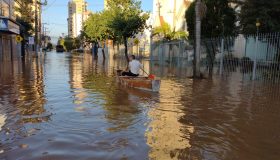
[122, 55, 143, 77]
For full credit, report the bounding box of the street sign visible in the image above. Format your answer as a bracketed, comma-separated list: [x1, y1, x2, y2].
[29, 37, 35, 45]
[0, 19, 8, 30]
[16, 35, 23, 42]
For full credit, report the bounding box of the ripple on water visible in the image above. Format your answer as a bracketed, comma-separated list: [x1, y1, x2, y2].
[1, 53, 280, 160]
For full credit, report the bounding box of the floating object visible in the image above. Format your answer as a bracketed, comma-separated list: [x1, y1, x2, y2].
[19, 144, 28, 149]
[117, 76, 161, 92]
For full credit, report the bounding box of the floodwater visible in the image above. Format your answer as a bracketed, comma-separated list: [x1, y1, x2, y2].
[0, 52, 280, 160]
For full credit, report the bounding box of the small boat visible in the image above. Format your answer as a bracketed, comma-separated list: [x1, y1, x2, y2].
[116, 73, 161, 92]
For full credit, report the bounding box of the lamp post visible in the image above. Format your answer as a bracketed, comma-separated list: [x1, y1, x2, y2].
[252, 18, 260, 80]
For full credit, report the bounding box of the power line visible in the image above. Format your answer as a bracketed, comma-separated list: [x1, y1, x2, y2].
[48, 23, 68, 26]
[43, 0, 57, 11]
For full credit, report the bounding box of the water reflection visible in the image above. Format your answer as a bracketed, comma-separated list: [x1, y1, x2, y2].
[0, 52, 280, 160]
[0, 114, 6, 131]
[146, 79, 194, 160]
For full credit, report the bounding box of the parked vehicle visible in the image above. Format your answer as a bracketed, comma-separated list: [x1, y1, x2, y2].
[56, 45, 64, 52]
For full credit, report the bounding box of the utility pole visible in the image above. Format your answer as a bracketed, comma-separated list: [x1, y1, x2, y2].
[156, 0, 162, 17]
[173, 0, 176, 31]
[34, 0, 47, 57]
[194, 0, 202, 78]
[42, 23, 48, 49]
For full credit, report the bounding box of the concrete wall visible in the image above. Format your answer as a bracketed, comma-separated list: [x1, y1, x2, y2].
[0, 33, 21, 61]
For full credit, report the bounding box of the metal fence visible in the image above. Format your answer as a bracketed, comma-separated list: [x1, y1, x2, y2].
[150, 33, 280, 81]
[150, 40, 194, 77]
[110, 43, 151, 59]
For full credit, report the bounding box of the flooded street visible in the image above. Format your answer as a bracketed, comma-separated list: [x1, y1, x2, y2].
[1, 52, 280, 160]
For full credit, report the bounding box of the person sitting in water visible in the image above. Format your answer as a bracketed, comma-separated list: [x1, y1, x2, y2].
[122, 55, 143, 77]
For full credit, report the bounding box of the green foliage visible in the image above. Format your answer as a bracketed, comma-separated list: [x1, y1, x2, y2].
[83, 0, 149, 61]
[153, 22, 188, 41]
[185, 0, 238, 38]
[240, 0, 280, 34]
[15, 0, 34, 36]
[106, 0, 149, 39]
[56, 36, 81, 52]
[16, 18, 34, 36]
[47, 42, 53, 50]
[83, 12, 110, 42]
[63, 37, 81, 51]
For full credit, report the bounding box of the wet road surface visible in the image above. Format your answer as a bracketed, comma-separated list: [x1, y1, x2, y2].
[0, 52, 280, 160]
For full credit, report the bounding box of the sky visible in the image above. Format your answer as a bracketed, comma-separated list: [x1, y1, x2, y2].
[42, 0, 153, 42]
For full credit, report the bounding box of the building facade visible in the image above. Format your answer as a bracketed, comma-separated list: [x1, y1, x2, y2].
[152, 0, 193, 31]
[68, 0, 89, 38]
[0, 0, 20, 61]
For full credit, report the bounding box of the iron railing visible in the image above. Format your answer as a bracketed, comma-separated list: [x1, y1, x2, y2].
[150, 33, 280, 81]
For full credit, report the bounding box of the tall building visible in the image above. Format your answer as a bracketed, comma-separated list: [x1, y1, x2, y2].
[68, 0, 89, 38]
[152, 0, 193, 31]
[0, 0, 20, 61]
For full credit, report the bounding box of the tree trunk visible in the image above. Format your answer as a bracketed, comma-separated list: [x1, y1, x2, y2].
[102, 48, 106, 60]
[194, 0, 202, 78]
[93, 42, 98, 59]
[209, 39, 215, 77]
[204, 39, 214, 77]
[124, 37, 129, 62]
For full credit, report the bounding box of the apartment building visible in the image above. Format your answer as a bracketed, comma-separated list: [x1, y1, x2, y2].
[68, 0, 89, 38]
[152, 0, 193, 31]
[0, 0, 20, 61]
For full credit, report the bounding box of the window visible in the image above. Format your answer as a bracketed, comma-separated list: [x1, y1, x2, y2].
[0, 0, 10, 17]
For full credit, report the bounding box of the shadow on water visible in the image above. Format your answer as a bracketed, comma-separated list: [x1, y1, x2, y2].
[0, 52, 280, 160]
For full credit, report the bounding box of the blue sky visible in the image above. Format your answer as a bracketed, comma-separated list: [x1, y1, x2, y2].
[42, 0, 153, 41]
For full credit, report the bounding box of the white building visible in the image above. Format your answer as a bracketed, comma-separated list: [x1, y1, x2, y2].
[68, 0, 90, 37]
[152, 0, 193, 31]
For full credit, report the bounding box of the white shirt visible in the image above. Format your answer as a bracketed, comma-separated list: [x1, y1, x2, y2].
[129, 60, 143, 75]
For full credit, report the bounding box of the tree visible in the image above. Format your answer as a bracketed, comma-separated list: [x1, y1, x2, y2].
[152, 22, 188, 63]
[186, 0, 238, 38]
[15, 0, 34, 36]
[186, 0, 238, 76]
[56, 36, 81, 52]
[15, 0, 34, 57]
[83, 11, 111, 59]
[64, 37, 81, 52]
[106, 0, 149, 62]
[46, 42, 53, 51]
[240, 0, 280, 74]
[84, 12, 108, 42]
[153, 22, 188, 41]
[240, 0, 280, 34]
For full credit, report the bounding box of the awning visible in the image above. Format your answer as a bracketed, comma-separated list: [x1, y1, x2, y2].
[0, 17, 20, 35]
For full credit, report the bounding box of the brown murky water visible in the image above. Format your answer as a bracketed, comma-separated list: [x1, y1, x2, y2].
[0, 52, 280, 160]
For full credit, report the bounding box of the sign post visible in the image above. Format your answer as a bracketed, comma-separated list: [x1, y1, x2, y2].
[29, 37, 35, 45]
[16, 35, 23, 43]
